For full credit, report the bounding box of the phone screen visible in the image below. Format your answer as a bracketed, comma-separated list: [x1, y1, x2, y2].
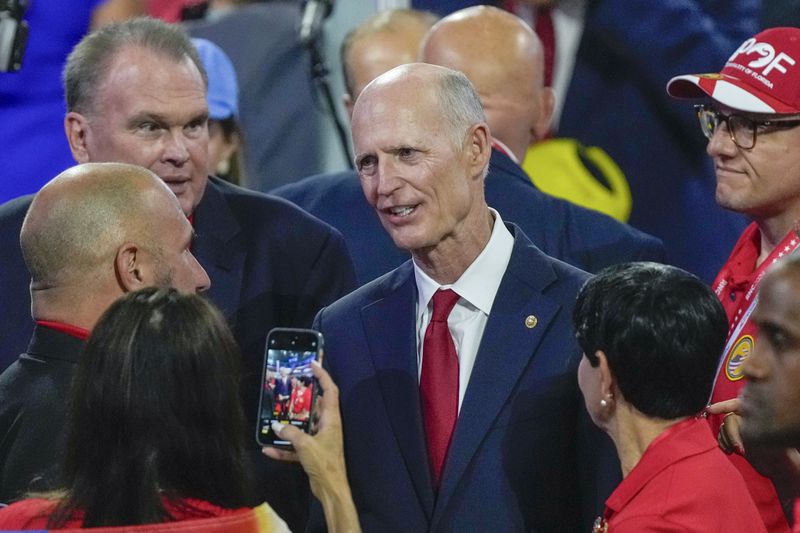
[256, 328, 323, 448]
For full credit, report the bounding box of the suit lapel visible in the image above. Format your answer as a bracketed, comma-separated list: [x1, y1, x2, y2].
[192, 178, 246, 321]
[361, 263, 436, 520]
[432, 230, 561, 526]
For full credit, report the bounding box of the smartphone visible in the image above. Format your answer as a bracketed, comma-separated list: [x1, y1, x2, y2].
[256, 327, 323, 448]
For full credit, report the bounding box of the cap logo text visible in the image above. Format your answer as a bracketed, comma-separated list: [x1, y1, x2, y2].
[729, 38, 796, 77]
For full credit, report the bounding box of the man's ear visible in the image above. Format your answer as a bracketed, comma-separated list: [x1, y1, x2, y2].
[466, 122, 491, 180]
[343, 93, 355, 123]
[65, 111, 92, 164]
[115, 243, 146, 292]
[531, 86, 555, 142]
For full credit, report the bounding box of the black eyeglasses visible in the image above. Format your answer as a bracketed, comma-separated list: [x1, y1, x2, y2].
[695, 104, 800, 150]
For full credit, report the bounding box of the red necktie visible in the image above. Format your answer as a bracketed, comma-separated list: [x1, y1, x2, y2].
[535, 6, 556, 88]
[420, 289, 461, 488]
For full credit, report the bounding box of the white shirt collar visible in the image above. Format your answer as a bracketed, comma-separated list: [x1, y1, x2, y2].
[414, 209, 514, 319]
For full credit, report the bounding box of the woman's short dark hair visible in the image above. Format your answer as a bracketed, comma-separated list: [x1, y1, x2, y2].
[50, 288, 249, 527]
[573, 262, 728, 419]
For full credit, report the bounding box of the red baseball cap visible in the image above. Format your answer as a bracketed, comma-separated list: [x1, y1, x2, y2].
[667, 27, 800, 114]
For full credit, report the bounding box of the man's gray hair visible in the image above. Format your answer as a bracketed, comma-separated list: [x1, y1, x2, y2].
[64, 17, 207, 115]
[436, 69, 487, 150]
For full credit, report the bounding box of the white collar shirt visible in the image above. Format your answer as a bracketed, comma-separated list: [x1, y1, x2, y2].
[413, 209, 514, 411]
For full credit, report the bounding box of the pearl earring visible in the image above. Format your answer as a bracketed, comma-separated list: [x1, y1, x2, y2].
[600, 399, 608, 408]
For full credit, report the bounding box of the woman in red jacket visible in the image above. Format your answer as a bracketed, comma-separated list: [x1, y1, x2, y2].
[574, 262, 766, 532]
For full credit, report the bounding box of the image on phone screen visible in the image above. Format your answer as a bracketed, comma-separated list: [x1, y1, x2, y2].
[256, 328, 321, 447]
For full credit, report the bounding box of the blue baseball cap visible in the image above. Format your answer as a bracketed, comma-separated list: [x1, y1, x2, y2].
[191, 37, 239, 120]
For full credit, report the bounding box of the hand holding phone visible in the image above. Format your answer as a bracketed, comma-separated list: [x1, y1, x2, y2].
[263, 361, 361, 533]
[256, 328, 323, 448]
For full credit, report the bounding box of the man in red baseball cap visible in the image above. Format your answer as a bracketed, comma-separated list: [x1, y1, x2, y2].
[668, 27, 800, 532]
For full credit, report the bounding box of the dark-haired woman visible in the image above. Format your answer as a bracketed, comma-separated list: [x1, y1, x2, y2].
[0, 288, 358, 531]
[574, 263, 765, 532]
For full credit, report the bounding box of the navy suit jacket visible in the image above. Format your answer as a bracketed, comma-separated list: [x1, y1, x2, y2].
[191, 177, 356, 414]
[0, 195, 31, 373]
[273, 149, 664, 285]
[314, 224, 620, 532]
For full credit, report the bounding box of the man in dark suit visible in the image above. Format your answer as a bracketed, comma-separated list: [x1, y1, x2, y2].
[0, 163, 211, 502]
[0, 19, 356, 529]
[273, 8, 663, 286]
[314, 63, 618, 531]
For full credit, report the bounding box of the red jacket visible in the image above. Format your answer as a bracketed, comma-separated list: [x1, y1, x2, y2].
[602, 417, 766, 532]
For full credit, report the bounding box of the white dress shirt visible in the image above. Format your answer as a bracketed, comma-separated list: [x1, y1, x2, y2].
[414, 209, 514, 411]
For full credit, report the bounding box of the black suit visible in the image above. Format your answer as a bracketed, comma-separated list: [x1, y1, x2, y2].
[273, 149, 666, 285]
[0, 195, 32, 373]
[193, 178, 357, 420]
[0, 325, 83, 502]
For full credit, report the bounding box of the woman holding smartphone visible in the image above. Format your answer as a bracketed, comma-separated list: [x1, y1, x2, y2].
[0, 288, 359, 532]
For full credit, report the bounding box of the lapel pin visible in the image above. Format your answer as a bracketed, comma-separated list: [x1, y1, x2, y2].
[525, 315, 538, 329]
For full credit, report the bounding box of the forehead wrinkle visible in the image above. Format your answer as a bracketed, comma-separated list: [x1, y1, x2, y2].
[95, 49, 206, 112]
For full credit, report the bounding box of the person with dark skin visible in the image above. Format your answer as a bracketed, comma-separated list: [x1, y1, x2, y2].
[669, 27, 800, 530]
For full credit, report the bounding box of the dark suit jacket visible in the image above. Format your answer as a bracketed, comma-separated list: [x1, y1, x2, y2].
[0, 195, 33, 373]
[193, 178, 356, 418]
[169, 177, 357, 530]
[0, 325, 83, 502]
[273, 148, 665, 285]
[313, 225, 620, 532]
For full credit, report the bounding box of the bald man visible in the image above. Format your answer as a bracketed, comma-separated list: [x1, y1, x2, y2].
[275, 9, 436, 283]
[0, 163, 210, 502]
[421, 6, 552, 166]
[340, 9, 439, 118]
[313, 62, 616, 532]
[274, 7, 663, 285]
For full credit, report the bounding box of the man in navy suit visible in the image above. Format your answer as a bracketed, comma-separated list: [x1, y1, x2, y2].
[0, 18, 355, 531]
[273, 8, 663, 286]
[314, 63, 618, 532]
